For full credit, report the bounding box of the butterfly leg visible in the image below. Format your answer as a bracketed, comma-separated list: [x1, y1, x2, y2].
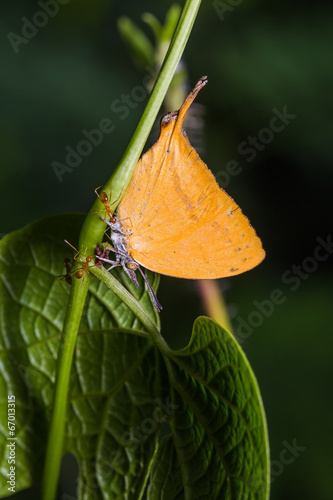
[106, 246, 162, 311]
[95, 254, 120, 271]
[123, 264, 139, 289]
[95, 238, 162, 312]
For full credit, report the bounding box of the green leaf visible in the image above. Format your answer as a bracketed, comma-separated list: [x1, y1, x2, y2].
[148, 317, 269, 500]
[0, 214, 269, 499]
[160, 4, 182, 43]
[118, 16, 155, 70]
[142, 12, 162, 42]
[0, 214, 161, 498]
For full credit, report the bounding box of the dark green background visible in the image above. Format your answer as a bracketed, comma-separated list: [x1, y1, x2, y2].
[1, 1, 332, 499]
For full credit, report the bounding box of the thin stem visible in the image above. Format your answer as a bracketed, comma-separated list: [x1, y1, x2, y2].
[79, 0, 203, 254]
[91, 266, 160, 337]
[41, 1, 203, 499]
[41, 277, 89, 500]
[91, 265, 170, 357]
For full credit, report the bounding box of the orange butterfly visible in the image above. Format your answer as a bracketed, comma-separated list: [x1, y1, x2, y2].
[97, 76, 265, 311]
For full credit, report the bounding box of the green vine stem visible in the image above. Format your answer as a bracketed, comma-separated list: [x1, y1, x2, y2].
[91, 266, 160, 337]
[91, 266, 170, 354]
[41, 1, 203, 499]
[41, 272, 90, 500]
[79, 0, 203, 256]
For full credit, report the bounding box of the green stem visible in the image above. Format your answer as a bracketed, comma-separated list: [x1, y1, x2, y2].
[79, 0, 203, 253]
[41, 277, 89, 500]
[91, 266, 170, 354]
[91, 266, 160, 337]
[41, 1, 202, 498]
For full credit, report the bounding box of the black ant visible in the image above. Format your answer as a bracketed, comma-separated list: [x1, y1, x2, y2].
[56, 257, 73, 292]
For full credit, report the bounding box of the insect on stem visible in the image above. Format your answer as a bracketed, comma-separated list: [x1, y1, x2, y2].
[64, 240, 94, 281]
[92, 185, 123, 223]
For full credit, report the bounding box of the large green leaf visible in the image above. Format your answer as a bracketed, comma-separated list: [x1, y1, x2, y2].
[0, 214, 269, 499]
[148, 317, 270, 500]
[0, 214, 161, 499]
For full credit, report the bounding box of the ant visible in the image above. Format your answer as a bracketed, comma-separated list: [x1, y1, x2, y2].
[61, 257, 73, 285]
[92, 185, 121, 224]
[64, 240, 94, 281]
[56, 257, 73, 292]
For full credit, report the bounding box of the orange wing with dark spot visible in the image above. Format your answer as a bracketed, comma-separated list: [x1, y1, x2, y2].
[118, 77, 265, 279]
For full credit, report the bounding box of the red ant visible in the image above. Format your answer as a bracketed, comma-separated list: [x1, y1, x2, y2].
[92, 185, 120, 223]
[64, 240, 94, 281]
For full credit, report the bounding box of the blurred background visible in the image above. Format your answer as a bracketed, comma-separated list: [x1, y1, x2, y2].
[1, 0, 332, 498]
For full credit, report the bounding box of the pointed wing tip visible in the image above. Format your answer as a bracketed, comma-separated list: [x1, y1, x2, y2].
[174, 76, 209, 128]
[197, 75, 208, 87]
[191, 76, 208, 98]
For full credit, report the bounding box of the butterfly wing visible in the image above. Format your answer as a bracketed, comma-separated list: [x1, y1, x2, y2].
[118, 131, 264, 278]
[117, 77, 265, 279]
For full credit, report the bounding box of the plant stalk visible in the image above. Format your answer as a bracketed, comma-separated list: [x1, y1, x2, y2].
[41, 277, 89, 500]
[41, 1, 203, 499]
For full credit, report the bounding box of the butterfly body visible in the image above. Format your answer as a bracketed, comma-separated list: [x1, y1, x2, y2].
[97, 216, 162, 311]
